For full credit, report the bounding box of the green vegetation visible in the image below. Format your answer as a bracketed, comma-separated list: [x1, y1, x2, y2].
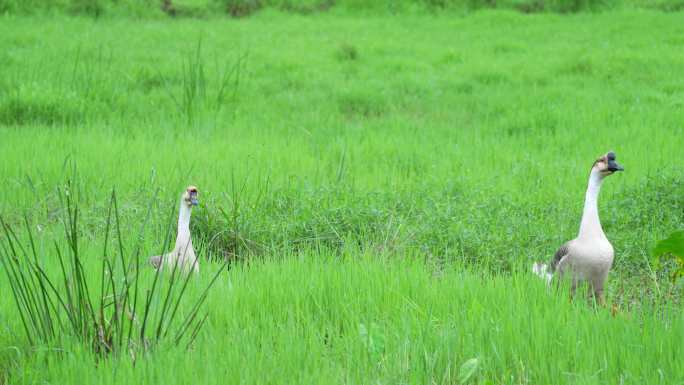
[4, 256, 684, 384]
[1, 0, 684, 16]
[0, 8, 682, 385]
[654, 230, 684, 281]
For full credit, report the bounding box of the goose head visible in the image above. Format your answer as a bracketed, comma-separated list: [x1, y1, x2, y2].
[592, 151, 624, 177]
[183, 185, 199, 207]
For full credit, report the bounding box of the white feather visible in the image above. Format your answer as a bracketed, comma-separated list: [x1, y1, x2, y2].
[532, 262, 553, 285]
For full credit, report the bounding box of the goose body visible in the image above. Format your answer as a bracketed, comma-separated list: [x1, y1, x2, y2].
[150, 186, 200, 275]
[534, 152, 623, 304]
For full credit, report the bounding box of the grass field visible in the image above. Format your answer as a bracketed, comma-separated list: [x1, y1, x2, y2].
[0, 8, 683, 384]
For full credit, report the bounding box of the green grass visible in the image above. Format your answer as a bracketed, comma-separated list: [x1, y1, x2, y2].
[4, 257, 683, 384]
[0, 9, 683, 384]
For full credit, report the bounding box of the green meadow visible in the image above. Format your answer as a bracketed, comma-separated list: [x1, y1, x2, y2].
[0, 5, 683, 384]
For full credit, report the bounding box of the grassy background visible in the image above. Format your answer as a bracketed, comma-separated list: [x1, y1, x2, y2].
[0, 8, 683, 384]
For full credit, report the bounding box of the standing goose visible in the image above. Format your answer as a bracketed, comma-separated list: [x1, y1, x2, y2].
[149, 185, 200, 275]
[533, 151, 623, 304]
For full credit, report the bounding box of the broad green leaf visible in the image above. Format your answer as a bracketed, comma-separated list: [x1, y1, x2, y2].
[653, 230, 684, 281]
[458, 357, 479, 384]
[653, 230, 684, 257]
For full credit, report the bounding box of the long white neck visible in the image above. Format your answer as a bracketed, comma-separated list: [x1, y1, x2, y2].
[175, 199, 193, 251]
[578, 170, 605, 239]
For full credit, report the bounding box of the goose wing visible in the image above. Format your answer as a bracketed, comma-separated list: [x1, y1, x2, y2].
[550, 242, 570, 273]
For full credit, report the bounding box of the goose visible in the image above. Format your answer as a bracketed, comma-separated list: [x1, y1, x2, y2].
[149, 185, 200, 275]
[533, 151, 623, 304]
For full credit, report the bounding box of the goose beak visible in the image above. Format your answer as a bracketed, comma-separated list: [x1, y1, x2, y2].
[188, 190, 199, 206]
[607, 160, 624, 172]
[606, 151, 623, 172]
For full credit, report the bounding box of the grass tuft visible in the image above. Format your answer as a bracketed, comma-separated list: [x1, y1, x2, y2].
[335, 43, 359, 62]
[0, 181, 226, 359]
[0, 95, 80, 127]
[163, 38, 247, 126]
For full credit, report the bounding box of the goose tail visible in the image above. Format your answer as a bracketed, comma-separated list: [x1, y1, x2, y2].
[532, 262, 553, 285]
[150, 255, 162, 269]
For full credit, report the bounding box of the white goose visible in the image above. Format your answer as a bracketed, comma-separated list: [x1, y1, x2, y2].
[533, 151, 623, 304]
[149, 185, 200, 275]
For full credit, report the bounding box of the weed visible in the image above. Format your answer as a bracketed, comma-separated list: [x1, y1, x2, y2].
[335, 43, 359, 62]
[338, 91, 386, 118]
[163, 39, 246, 126]
[219, 0, 262, 16]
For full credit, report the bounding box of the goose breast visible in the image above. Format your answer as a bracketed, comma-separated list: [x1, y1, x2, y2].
[567, 239, 614, 280]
